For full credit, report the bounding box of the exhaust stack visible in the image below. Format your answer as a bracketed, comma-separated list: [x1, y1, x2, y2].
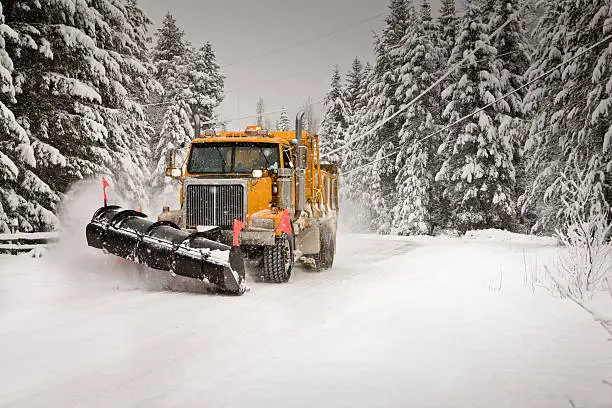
[295, 111, 305, 145]
[194, 114, 201, 138]
[295, 111, 307, 215]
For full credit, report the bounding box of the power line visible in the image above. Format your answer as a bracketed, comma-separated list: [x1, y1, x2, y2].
[200, 99, 323, 126]
[341, 34, 612, 177]
[139, 97, 322, 127]
[321, 13, 517, 160]
[221, 13, 385, 68]
[141, 17, 612, 113]
[225, 74, 303, 94]
[322, 7, 612, 160]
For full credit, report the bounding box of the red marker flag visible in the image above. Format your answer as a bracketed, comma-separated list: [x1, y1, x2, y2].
[102, 177, 110, 206]
[276, 209, 292, 236]
[233, 219, 246, 247]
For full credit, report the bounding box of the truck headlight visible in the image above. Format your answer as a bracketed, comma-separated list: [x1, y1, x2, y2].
[250, 218, 274, 229]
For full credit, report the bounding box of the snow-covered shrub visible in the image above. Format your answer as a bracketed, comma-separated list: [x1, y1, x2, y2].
[553, 163, 611, 299]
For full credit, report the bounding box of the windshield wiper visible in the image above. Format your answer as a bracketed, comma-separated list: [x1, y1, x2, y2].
[213, 146, 228, 172]
[257, 146, 272, 169]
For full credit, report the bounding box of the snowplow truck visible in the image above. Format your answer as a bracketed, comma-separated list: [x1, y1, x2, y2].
[85, 113, 339, 295]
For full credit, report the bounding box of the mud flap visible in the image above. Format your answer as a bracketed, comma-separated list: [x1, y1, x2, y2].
[295, 222, 320, 254]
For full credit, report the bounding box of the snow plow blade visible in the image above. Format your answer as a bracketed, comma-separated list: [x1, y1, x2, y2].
[85, 206, 246, 295]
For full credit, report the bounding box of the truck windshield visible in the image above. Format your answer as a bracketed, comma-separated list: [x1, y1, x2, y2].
[187, 142, 281, 174]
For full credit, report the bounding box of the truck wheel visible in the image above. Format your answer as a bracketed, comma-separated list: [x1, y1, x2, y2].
[313, 226, 335, 271]
[262, 233, 294, 283]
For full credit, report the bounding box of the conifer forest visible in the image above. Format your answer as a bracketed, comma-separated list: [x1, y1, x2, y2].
[0, 0, 611, 240]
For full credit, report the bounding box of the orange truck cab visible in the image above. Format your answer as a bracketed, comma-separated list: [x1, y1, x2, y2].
[161, 116, 339, 283]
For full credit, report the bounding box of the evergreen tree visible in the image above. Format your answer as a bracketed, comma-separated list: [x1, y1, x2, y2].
[98, 0, 160, 206]
[341, 56, 374, 232]
[320, 66, 349, 161]
[359, 0, 413, 233]
[521, 0, 612, 233]
[435, 0, 517, 233]
[152, 12, 189, 64]
[420, 0, 432, 27]
[256, 97, 265, 127]
[486, 0, 531, 105]
[2, 0, 158, 230]
[182, 42, 224, 123]
[345, 57, 364, 114]
[437, 0, 457, 61]
[278, 107, 291, 131]
[393, 0, 443, 235]
[483, 0, 531, 229]
[151, 40, 225, 195]
[0, 3, 57, 232]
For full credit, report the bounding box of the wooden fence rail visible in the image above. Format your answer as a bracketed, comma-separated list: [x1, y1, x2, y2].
[0, 232, 60, 254]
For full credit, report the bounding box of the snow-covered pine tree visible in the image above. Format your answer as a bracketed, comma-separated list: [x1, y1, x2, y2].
[152, 12, 189, 77]
[393, 0, 443, 235]
[359, 0, 413, 233]
[437, 0, 457, 62]
[256, 97, 265, 127]
[150, 12, 224, 197]
[3, 0, 158, 229]
[342, 57, 367, 178]
[278, 107, 291, 131]
[151, 40, 225, 195]
[435, 0, 517, 233]
[483, 0, 531, 229]
[345, 57, 364, 115]
[436, 0, 458, 146]
[150, 11, 189, 191]
[319, 66, 349, 162]
[343, 60, 370, 172]
[0, 3, 57, 232]
[521, 0, 612, 234]
[146, 12, 189, 137]
[178, 42, 224, 125]
[95, 0, 160, 206]
[339, 60, 378, 232]
[192, 42, 224, 123]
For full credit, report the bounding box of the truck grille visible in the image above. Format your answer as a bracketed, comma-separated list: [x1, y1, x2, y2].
[186, 184, 245, 229]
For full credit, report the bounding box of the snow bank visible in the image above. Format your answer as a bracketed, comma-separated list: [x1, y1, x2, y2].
[463, 228, 560, 246]
[344, 229, 560, 247]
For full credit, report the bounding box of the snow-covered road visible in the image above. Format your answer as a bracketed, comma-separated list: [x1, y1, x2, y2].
[0, 232, 610, 408]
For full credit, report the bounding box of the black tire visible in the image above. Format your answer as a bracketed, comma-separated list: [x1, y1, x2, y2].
[313, 226, 335, 271]
[262, 233, 294, 283]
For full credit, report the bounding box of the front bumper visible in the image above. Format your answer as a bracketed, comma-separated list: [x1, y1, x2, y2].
[239, 229, 276, 246]
[214, 229, 277, 247]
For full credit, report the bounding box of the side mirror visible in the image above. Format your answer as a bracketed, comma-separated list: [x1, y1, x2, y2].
[165, 150, 182, 179]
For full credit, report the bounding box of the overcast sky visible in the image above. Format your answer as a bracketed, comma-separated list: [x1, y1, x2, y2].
[140, 0, 442, 130]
